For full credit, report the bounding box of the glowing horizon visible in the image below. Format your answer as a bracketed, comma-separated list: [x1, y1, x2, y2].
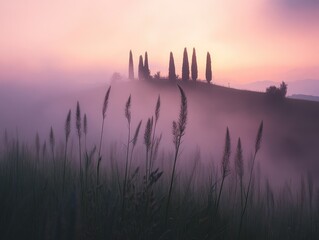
[0, 0, 318, 84]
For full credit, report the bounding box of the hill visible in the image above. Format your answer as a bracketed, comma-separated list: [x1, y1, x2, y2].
[99, 79, 319, 184]
[1, 78, 319, 184]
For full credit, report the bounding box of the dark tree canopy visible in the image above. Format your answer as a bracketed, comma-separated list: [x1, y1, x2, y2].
[169, 52, 176, 81]
[205, 52, 212, 83]
[129, 50, 134, 80]
[138, 55, 144, 80]
[144, 52, 150, 80]
[191, 48, 198, 81]
[266, 81, 288, 100]
[280, 81, 287, 97]
[182, 48, 189, 81]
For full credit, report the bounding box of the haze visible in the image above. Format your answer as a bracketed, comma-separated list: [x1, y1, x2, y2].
[1, 0, 319, 86]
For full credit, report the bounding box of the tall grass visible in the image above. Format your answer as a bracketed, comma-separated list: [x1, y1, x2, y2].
[165, 85, 188, 225]
[63, 109, 71, 194]
[97, 86, 111, 186]
[0, 84, 318, 240]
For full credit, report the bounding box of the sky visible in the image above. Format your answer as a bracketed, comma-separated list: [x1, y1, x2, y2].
[0, 0, 319, 85]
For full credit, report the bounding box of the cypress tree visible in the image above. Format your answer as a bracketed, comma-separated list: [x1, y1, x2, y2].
[129, 50, 134, 80]
[191, 48, 198, 81]
[168, 52, 176, 81]
[144, 52, 150, 80]
[138, 55, 144, 80]
[206, 52, 212, 83]
[182, 48, 189, 81]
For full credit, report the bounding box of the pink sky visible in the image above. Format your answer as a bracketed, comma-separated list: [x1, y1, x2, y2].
[0, 0, 318, 84]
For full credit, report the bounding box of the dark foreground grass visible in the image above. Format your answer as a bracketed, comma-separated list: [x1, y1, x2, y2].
[0, 85, 318, 240]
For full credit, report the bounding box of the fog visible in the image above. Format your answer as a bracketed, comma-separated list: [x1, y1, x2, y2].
[1, 78, 319, 190]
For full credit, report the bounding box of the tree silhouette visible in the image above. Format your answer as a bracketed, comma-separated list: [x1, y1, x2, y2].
[205, 52, 212, 83]
[191, 48, 198, 81]
[144, 52, 150, 80]
[280, 81, 287, 97]
[129, 50, 134, 80]
[138, 55, 144, 80]
[182, 48, 189, 81]
[266, 81, 288, 100]
[169, 52, 176, 81]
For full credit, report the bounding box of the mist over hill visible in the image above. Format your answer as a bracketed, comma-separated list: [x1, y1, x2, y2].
[1, 79, 319, 186]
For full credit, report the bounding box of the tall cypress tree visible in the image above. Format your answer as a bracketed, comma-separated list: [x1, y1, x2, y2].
[138, 55, 144, 80]
[129, 50, 134, 80]
[168, 52, 176, 81]
[182, 48, 189, 81]
[191, 48, 198, 81]
[206, 52, 212, 83]
[144, 52, 150, 80]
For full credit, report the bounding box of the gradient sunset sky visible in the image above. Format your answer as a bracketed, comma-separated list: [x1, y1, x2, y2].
[0, 0, 319, 85]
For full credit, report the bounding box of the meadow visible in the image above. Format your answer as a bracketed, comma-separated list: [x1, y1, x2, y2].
[0, 80, 318, 240]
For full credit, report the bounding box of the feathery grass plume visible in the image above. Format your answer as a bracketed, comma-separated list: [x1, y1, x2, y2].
[144, 118, 152, 149]
[155, 95, 160, 123]
[63, 109, 71, 194]
[103, 86, 111, 119]
[177, 85, 187, 136]
[76, 101, 83, 190]
[235, 138, 244, 209]
[238, 120, 264, 239]
[50, 126, 55, 157]
[35, 132, 40, 161]
[65, 110, 71, 142]
[125, 94, 132, 124]
[216, 127, 231, 214]
[83, 114, 87, 136]
[221, 127, 231, 177]
[166, 85, 188, 226]
[76, 101, 82, 138]
[122, 95, 133, 219]
[83, 113, 87, 151]
[144, 118, 152, 183]
[97, 85, 111, 186]
[255, 121, 263, 154]
[235, 138, 244, 178]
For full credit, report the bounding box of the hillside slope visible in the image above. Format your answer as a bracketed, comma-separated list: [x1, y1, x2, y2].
[100, 79, 319, 183]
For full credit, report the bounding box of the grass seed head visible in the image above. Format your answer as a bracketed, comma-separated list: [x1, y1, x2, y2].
[76, 101, 81, 138]
[65, 109, 71, 141]
[221, 127, 231, 176]
[235, 137, 244, 178]
[50, 126, 55, 149]
[125, 95, 132, 124]
[155, 95, 161, 122]
[177, 85, 187, 137]
[255, 121, 263, 154]
[84, 114, 87, 135]
[144, 118, 152, 149]
[103, 86, 111, 119]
